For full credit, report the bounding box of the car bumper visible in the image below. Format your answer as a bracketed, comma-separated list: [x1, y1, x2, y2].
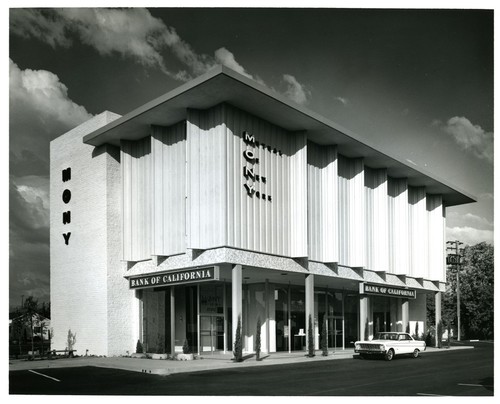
[355, 349, 386, 354]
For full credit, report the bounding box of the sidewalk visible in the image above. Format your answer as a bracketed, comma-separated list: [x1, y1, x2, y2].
[9, 346, 473, 376]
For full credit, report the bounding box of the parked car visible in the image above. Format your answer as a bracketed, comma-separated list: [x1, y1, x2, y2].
[354, 332, 426, 361]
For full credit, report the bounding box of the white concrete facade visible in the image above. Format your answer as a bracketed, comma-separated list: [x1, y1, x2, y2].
[50, 112, 139, 356]
[50, 66, 474, 356]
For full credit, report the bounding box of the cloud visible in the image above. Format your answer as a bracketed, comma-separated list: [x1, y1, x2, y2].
[9, 239, 51, 307]
[10, 177, 49, 246]
[446, 211, 493, 231]
[10, 59, 93, 175]
[478, 192, 494, 201]
[283, 74, 310, 105]
[441, 116, 493, 163]
[9, 177, 51, 307]
[335, 96, 348, 106]
[446, 226, 494, 246]
[10, 8, 309, 103]
[10, 8, 72, 48]
[9, 9, 229, 82]
[9, 60, 92, 308]
[10, 59, 92, 129]
[215, 47, 251, 78]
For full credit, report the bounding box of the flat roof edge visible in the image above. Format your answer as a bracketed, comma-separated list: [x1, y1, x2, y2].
[81, 65, 477, 207]
[82, 66, 227, 145]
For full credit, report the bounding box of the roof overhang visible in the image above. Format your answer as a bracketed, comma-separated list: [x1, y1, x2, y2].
[83, 65, 476, 207]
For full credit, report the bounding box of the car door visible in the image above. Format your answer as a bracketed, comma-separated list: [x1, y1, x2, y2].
[401, 334, 414, 353]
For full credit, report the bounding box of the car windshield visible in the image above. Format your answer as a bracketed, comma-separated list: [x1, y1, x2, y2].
[377, 333, 399, 340]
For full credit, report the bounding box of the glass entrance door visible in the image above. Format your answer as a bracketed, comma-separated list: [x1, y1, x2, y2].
[328, 316, 344, 350]
[200, 315, 224, 354]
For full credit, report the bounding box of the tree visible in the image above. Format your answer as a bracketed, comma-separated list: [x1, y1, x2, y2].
[255, 318, 261, 361]
[459, 243, 494, 339]
[307, 314, 315, 357]
[182, 339, 191, 354]
[437, 320, 443, 348]
[67, 329, 77, 354]
[10, 297, 51, 357]
[233, 315, 243, 362]
[320, 316, 328, 356]
[428, 242, 493, 340]
[23, 296, 39, 355]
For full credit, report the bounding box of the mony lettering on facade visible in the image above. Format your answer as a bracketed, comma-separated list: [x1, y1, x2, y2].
[242, 130, 280, 202]
[61, 167, 71, 245]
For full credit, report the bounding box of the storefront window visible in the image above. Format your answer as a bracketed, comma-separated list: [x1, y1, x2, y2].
[184, 285, 197, 354]
[200, 284, 224, 314]
[290, 287, 306, 351]
[275, 286, 289, 351]
[199, 283, 225, 353]
[344, 293, 359, 347]
[372, 296, 391, 335]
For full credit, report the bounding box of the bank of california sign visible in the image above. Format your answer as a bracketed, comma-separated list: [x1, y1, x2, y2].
[129, 267, 219, 290]
[360, 282, 416, 299]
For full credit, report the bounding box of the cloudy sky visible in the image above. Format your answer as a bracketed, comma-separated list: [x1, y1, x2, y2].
[8, 6, 494, 308]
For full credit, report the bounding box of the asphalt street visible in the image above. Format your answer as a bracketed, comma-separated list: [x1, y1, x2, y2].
[9, 341, 493, 396]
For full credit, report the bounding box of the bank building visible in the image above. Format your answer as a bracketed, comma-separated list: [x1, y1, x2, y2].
[50, 66, 475, 356]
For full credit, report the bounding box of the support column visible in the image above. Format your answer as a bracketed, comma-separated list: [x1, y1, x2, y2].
[402, 298, 409, 334]
[232, 265, 243, 353]
[305, 274, 314, 352]
[435, 291, 442, 347]
[170, 287, 175, 355]
[359, 294, 369, 340]
[223, 281, 227, 354]
[390, 299, 398, 331]
[265, 279, 270, 353]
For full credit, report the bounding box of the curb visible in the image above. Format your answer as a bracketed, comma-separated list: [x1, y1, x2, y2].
[9, 345, 475, 376]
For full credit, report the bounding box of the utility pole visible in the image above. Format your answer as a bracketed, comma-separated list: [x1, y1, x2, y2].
[446, 240, 464, 341]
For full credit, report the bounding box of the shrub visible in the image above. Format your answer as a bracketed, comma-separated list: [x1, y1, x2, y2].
[320, 317, 328, 356]
[67, 329, 77, 351]
[156, 334, 165, 354]
[233, 315, 243, 362]
[136, 340, 143, 354]
[425, 331, 432, 347]
[255, 318, 261, 361]
[437, 320, 443, 348]
[447, 322, 451, 348]
[182, 339, 191, 354]
[307, 314, 315, 357]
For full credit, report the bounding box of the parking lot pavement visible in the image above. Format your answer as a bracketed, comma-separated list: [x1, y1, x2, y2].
[9, 345, 473, 376]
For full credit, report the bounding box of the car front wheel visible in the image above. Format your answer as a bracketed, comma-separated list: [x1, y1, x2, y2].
[412, 349, 419, 358]
[385, 349, 394, 361]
